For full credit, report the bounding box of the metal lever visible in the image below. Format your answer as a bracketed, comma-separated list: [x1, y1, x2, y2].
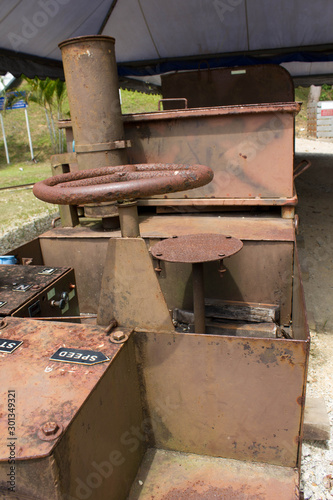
[50, 292, 69, 310]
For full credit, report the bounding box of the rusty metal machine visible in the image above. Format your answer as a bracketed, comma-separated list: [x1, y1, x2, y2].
[0, 36, 309, 499]
[0, 264, 79, 320]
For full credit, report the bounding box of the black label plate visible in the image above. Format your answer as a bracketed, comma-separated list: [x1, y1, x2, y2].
[0, 338, 22, 353]
[50, 347, 110, 365]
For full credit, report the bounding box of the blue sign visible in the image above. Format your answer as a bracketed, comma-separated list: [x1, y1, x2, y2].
[0, 91, 27, 111]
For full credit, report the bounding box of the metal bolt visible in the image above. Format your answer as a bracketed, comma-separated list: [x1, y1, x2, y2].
[218, 253, 225, 257]
[113, 331, 125, 341]
[41, 421, 59, 436]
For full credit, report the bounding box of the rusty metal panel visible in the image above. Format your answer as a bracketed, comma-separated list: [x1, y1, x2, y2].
[141, 215, 295, 241]
[154, 241, 294, 325]
[135, 331, 308, 468]
[124, 103, 299, 201]
[292, 245, 310, 341]
[0, 456, 60, 500]
[39, 234, 110, 314]
[38, 217, 295, 320]
[128, 449, 300, 500]
[0, 318, 145, 500]
[13, 269, 79, 320]
[161, 65, 295, 108]
[0, 317, 123, 460]
[53, 334, 145, 500]
[138, 195, 298, 207]
[292, 245, 310, 469]
[0, 265, 78, 319]
[97, 237, 174, 332]
[6, 237, 44, 266]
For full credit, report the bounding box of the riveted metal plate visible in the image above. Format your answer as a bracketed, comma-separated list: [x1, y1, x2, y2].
[150, 233, 243, 263]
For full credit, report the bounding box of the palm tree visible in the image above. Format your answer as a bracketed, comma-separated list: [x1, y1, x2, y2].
[23, 76, 67, 153]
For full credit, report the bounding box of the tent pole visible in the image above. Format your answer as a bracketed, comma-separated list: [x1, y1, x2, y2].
[24, 107, 34, 160]
[0, 113, 10, 164]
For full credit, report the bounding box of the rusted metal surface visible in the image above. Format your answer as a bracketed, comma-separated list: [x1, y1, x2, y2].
[51, 152, 77, 169]
[151, 233, 243, 333]
[33, 163, 214, 205]
[125, 102, 300, 121]
[155, 240, 293, 327]
[139, 215, 295, 241]
[118, 202, 140, 237]
[52, 333, 146, 500]
[84, 202, 118, 218]
[292, 246, 310, 341]
[292, 246, 310, 469]
[124, 103, 299, 201]
[59, 35, 128, 170]
[151, 233, 243, 263]
[97, 237, 175, 332]
[134, 330, 309, 467]
[50, 150, 80, 228]
[138, 195, 298, 207]
[0, 265, 78, 319]
[192, 262, 206, 333]
[38, 215, 296, 241]
[38, 217, 294, 321]
[294, 159, 311, 180]
[6, 237, 44, 266]
[128, 449, 299, 499]
[161, 64, 294, 108]
[59, 121, 299, 207]
[0, 317, 123, 460]
[0, 320, 145, 500]
[84, 202, 120, 230]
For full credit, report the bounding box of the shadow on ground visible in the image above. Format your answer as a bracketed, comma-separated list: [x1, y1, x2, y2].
[295, 151, 333, 333]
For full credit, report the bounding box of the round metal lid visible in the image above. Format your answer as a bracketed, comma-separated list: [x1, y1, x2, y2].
[150, 234, 243, 264]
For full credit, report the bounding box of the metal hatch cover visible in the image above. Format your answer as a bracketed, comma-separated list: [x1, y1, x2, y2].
[0, 317, 124, 460]
[150, 233, 243, 263]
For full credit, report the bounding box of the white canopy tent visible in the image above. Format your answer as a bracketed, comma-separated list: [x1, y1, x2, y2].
[0, 0, 333, 84]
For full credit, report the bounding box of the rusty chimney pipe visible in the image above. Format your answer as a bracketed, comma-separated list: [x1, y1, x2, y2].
[58, 35, 128, 170]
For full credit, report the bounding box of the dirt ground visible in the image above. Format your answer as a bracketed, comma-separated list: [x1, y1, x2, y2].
[295, 138, 333, 333]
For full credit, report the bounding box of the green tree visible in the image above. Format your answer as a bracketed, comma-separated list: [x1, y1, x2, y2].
[22, 76, 67, 153]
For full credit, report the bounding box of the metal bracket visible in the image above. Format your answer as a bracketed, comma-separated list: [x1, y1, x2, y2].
[75, 140, 131, 153]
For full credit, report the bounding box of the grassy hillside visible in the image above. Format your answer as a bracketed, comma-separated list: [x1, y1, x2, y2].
[0, 83, 161, 168]
[0, 84, 161, 236]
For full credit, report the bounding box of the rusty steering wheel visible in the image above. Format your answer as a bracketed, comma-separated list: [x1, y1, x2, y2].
[33, 163, 214, 205]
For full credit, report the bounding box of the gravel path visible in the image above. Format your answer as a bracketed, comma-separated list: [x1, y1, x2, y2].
[296, 137, 333, 155]
[301, 333, 333, 500]
[296, 137, 333, 499]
